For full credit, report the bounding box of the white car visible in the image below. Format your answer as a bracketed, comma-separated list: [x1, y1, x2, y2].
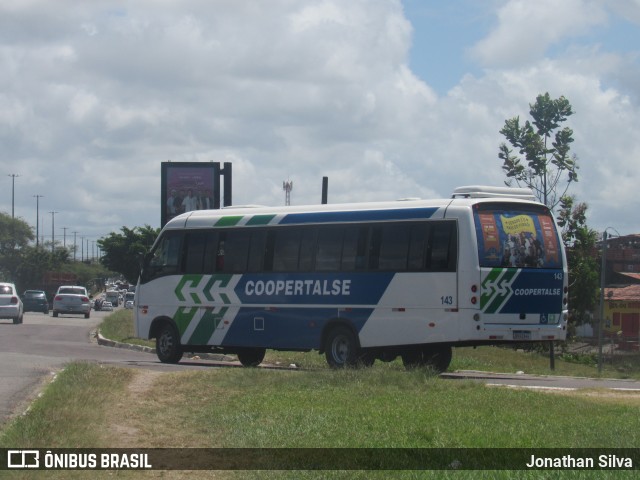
[52, 285, 91, 318]
[0, 282, 24, 324]
[124, 300, 134, 309]
[101, 301, 114, 311]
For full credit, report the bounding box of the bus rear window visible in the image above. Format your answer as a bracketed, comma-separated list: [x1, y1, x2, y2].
[474, 204, 562, 269]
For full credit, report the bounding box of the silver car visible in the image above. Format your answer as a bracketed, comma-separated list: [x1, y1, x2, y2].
[52, 285, 91, 318]
[0, 282, 24, 324]
[101, 301, 114, 311]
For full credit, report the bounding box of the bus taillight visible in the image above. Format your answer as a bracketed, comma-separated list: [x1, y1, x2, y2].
[471, 285, 478, 305]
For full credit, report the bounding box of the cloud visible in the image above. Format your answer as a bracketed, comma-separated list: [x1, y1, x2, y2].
[470, 0, 608, 67]
[0, 0, 638, 242]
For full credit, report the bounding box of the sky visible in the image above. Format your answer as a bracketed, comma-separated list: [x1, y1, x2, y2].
[1, 0, 639, 251]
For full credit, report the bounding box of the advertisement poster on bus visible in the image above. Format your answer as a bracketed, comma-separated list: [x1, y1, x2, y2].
[474, 208, 561, 269]
[161, 162, 217, 227]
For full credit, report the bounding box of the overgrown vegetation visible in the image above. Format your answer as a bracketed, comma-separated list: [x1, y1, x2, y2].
[0, 211, 116, 294]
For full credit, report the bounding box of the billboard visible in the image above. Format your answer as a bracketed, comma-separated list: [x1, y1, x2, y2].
[161, 162, 217, 227]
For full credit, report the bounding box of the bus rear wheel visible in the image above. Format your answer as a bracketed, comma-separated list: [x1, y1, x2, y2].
[237, 348, 266, 367]
[325, 326, 360, 368]
[402, 345, 452, 373]
[156, 323, 183, 364]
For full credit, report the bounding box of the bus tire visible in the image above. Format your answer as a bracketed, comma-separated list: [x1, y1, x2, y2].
[156, 323, 183, 364]
[237, 348, 266, 367]
[325, 326, 359, 368]
[402, 345, 452, 373]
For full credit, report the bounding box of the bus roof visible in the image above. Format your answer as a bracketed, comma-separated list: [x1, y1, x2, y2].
[164, 186, 544, 230]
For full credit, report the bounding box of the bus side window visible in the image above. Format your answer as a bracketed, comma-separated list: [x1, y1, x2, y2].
[215, 234, 226, 272]
[429, 222, 457, 272]
[202, 231, 218, 273]
[378, 224, 410, 271]
[184, 231, 210, 274]
[316, 227, 343, 271]
[222, 230, 251, 272]
[273, 228, 302, 272]
[248, 230, 267, 272]
[368, 227, 382, 270]
[408, 223, 429, 271]
[143, 231, 183, 282]
[341, 226, 368, 271]
[298, 227, 317, 272]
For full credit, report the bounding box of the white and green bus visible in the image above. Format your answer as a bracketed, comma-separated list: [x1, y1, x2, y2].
[135, 186, 568, 371]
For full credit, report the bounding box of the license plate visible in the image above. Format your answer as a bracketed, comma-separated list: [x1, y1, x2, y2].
[513, 331, 531, 340]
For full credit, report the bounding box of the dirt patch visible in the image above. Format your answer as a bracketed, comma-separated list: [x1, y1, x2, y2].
[127, 369, 165, 395]
[105, 369, 167, 448]
[103, 369, 224, 478]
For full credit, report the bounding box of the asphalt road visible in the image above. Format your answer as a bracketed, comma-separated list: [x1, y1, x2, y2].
[1, 310, 640, 427]
[0, 309, 237, 426]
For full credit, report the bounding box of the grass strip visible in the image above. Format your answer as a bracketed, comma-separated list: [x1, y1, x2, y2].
[1, 363, 638, 479]
[0, 362, 134, 448]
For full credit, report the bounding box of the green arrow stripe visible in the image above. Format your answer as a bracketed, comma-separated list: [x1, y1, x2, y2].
[187, 307, 228, 344]
[481, 268, 519, 314]
[175, 275, 204, 302]
[203, 274, 233, 302]
[246, 214, 276, 225]
[173, 307, 199, 336]
[215, 216, 243, 227]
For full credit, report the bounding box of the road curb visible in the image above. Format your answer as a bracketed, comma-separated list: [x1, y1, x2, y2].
[94, 330, 236, 362]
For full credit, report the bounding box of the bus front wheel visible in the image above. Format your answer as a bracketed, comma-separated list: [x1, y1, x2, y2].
[325, 326, 359, 368]
[237, 348, 266, 367]
[156, 323, 183, 364]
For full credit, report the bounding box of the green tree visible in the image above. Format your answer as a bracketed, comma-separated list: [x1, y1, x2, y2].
[499, 92, 578, 209]
[0, 212, 34, 281]
[556, 196, 599, 333]
[14, 245, 56, 290]
[97, 226, 159, 283]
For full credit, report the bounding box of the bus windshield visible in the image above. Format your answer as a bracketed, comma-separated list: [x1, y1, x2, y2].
[473, 203, 562, 269]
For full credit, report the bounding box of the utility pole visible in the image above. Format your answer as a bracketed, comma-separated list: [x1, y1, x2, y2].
[49, 211, 58, 253]
[33, 195, 43, 247]
[8, 174, 19, 219]
[73, 231, 78, 261]
[598, 231, 608, 374]
[62, 227, 67, 248]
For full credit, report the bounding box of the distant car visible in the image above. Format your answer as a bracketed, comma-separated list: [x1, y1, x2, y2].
[0, 282, 24, 324]
[101, 301, 114, 311]
[124, 300, 134, 309]
[52, 285, 91, 318]
[22, 290, 49, 314]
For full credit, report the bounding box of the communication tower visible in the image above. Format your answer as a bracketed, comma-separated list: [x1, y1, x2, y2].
[283, 180, 293, 206]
